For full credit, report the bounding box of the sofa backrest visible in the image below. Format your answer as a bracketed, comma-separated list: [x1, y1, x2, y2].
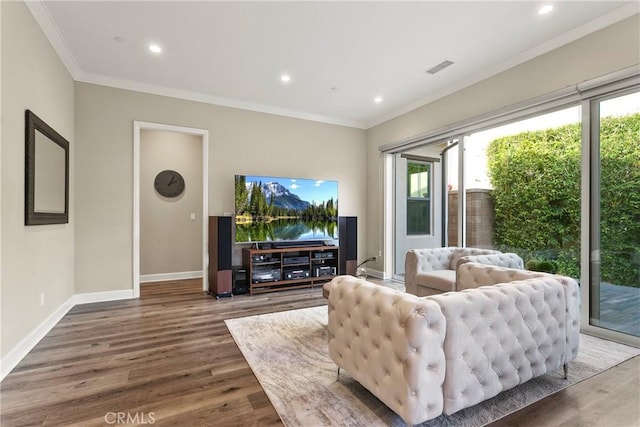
[454, 263, 580, 363]
[326, 275, 447, 424]
[429, 276, 578, 415]
[456, 260, 535, 290]
[449, 248, 501, 270]
[456, 252, 524, 271]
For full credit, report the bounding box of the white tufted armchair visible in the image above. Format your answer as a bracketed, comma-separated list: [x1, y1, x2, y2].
[325, 269, 580, 425]
[404, 247, 524, 296]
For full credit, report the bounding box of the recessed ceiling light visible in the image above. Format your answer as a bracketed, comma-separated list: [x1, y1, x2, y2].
[149, 43, 162, 54]
[538, 5, 554, 15]
[281, 74, 291, 83]
[374, 96, 383, 104]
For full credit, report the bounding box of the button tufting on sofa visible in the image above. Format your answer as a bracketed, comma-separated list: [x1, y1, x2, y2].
[405, 247, 527, 296]
[325, 270, 579, 425]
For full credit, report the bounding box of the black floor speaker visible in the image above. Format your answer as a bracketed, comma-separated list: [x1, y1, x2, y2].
[339, 216, 357, 275]
[209, 216, 233, 298]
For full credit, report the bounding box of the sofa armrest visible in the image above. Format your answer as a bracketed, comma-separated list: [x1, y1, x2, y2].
[326, 276, 447, 425]
[549, 275, 581, 363]
[405, 247, 458, 295]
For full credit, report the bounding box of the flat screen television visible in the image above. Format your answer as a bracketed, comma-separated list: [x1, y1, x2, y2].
[234, 174, 338, 244]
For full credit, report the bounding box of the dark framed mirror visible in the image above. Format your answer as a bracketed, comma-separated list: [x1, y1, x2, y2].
[25, 110, 69, 225]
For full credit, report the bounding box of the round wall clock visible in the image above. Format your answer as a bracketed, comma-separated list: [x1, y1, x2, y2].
[154, 170, 185, 197]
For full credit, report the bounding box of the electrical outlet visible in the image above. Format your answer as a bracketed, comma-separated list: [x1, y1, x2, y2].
[190, 213, 196, 221]
[40, 293, 45, 306]
[378, 250, 382, 257]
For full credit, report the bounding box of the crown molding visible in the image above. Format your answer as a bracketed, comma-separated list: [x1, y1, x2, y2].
[74, 71, 367, 129]
[27, 0, 637, 131]
[25, 0, 81, 79]
[366, 3, 640, 129]
[25, 1, 366, 129]
[25, 0, 366, 129]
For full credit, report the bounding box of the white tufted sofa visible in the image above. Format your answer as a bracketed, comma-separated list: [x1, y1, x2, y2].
[325, 267, 580, 425]
[404, 247, 524, 296]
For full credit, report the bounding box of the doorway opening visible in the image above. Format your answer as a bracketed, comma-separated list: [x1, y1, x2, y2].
[133, 122, 209, 297]
[392, 151, 442, 280]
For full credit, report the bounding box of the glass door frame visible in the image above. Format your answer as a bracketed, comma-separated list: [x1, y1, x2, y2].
[580, 88, 640, 347]
[390, 151, 442, 281]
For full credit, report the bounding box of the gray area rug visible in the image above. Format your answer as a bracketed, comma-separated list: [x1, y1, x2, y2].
[225, 306, 639, 426]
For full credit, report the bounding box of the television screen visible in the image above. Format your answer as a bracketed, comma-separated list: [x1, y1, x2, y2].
[234, 174, 338, 244]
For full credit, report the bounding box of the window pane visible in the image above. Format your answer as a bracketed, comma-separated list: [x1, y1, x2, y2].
[469, 106, 582, 277]
[407, 199, 430, 235]
[407, 161, 431, 235]
[408, 162, 430, 198]
[592, 91, 640, 337]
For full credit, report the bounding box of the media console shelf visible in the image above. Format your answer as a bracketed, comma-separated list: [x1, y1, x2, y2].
[242, 245, 339, 295]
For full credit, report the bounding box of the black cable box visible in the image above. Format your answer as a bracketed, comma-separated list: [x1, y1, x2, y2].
[283, 256, 310, 265]
[284, 268, 310, 280]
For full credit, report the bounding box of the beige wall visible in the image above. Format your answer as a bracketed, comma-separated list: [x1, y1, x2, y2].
[4, 0, 636, 361]
[75, 83, 367, 293]
[365, 15, 640, 274]
[1, 1, 75, 357]
[140, 130, 203, 275]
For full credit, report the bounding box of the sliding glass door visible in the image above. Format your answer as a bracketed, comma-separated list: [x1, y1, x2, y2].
[382, 74, 639, 346]
[589, 90, 640, 337]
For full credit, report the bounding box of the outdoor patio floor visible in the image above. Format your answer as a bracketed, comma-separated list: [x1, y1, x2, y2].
[597, 282, 640, 337]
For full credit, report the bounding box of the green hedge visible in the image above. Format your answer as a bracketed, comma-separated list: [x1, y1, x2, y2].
[487, 114, 640, 287]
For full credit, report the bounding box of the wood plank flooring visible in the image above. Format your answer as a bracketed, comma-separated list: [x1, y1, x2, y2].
[1, 279, 638, 426]
[1, 280, 325, 426]
[489, 356, 640, 427]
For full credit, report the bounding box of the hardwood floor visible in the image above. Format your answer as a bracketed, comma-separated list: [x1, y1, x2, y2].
[1, 279, 638, 426]
[488, 356, 640, 427]
[1, 280, 325, 426]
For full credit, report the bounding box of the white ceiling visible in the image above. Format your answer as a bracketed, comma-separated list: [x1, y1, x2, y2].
[30, 1, 638, 129]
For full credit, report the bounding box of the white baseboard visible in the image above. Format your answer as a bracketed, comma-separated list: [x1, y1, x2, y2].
[1, 295, 75, 381]
[140, 270, 203, 283]
[73, 289, 135, 305]
[1, 289, 135, 382]
[366, 268, 390, 280]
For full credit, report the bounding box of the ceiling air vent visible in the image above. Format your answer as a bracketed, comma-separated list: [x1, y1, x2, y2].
[426, 60, 454, 75]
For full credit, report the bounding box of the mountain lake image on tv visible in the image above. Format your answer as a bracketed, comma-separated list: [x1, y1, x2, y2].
[234, 174, 338, 244]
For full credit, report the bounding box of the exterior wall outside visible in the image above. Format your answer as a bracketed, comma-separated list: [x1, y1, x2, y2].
[447, 190, 494, 249]
[140, 130, 203, 275]
[75, 83, 367, 294]
[1, 1, 75, 358]
[366, 15, 640, 275]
